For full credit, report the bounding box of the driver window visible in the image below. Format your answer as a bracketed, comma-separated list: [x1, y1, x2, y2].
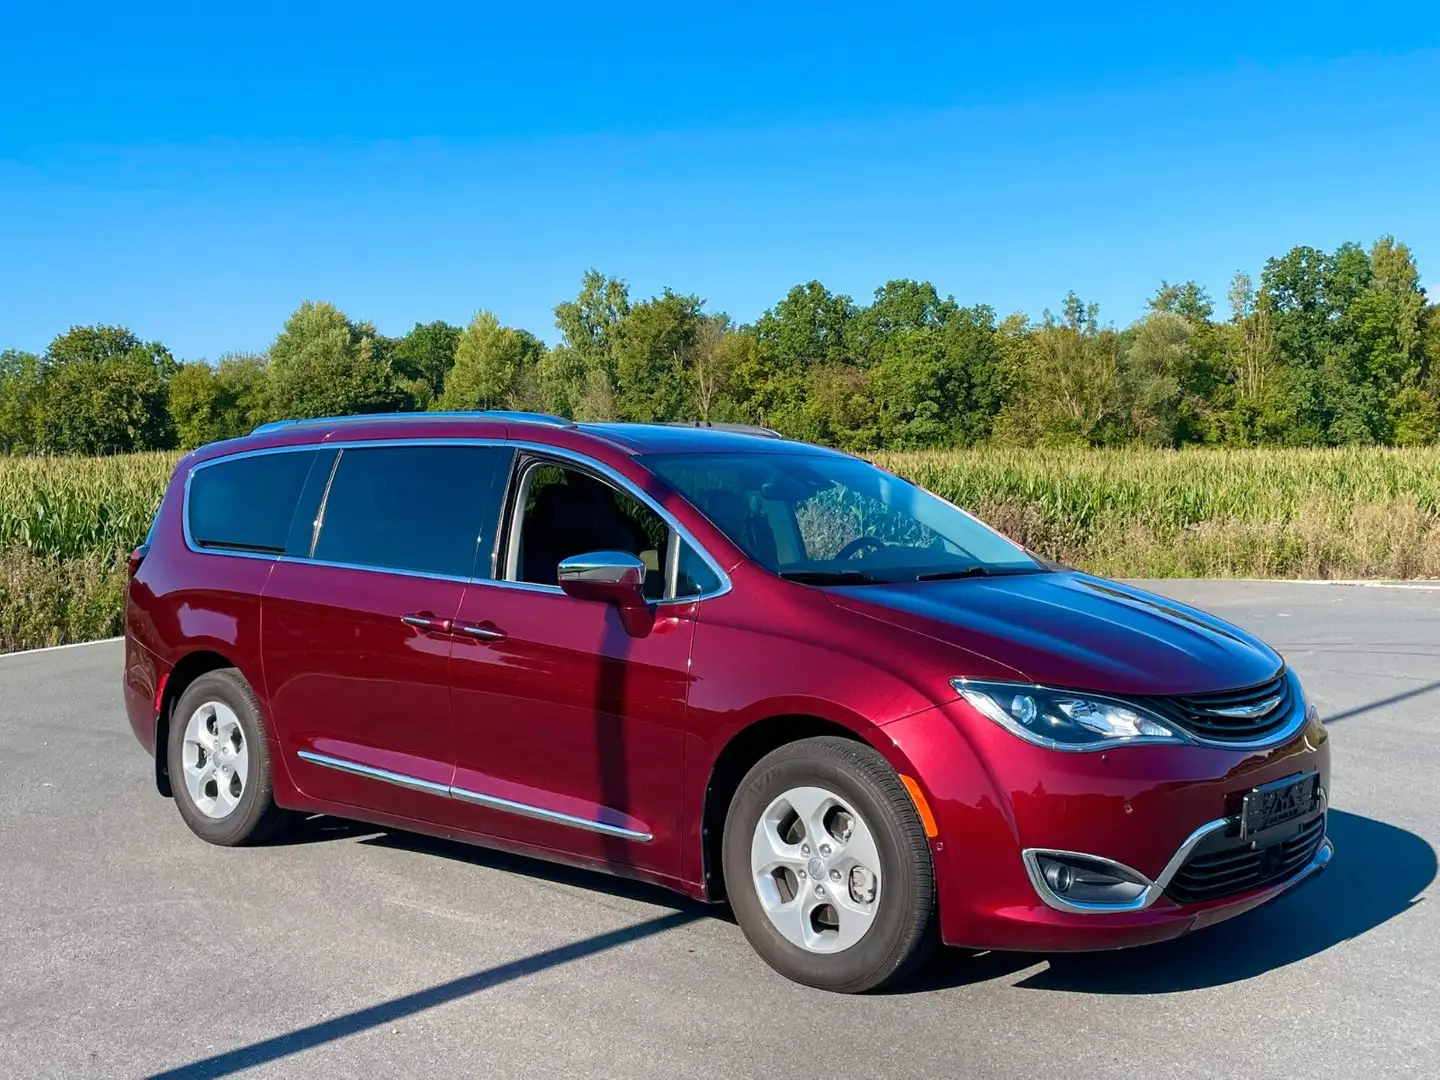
[509, 462, 668, 600]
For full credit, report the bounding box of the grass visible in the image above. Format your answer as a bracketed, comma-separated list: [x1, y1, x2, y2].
[1, 446, 1439, 651]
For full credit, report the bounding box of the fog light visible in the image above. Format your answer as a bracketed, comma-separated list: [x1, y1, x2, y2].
[1032, 853, 1150, 906]
[1043, 861, 1075, 894]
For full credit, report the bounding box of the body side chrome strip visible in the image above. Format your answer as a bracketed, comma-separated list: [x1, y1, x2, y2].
[296, 749, 452, 797]
[295, 749, 652, 843]
[448, 784, 652, 842]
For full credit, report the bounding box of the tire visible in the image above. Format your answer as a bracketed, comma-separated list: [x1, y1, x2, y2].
[167, 669, 290, 846]
[722, 735, 937, 992]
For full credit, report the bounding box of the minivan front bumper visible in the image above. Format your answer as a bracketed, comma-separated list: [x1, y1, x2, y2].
[879, 696, 1332, 951]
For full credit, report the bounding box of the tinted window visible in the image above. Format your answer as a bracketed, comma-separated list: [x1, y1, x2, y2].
[643, 451, 1043, 584]
[313, 445, 507, 578]
[675, 539, 721, 598]
[188, 451, 317, 554]
[513, 462, 669, 599]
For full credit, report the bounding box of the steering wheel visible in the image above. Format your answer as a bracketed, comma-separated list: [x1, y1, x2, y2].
[835, 536, 885, 561]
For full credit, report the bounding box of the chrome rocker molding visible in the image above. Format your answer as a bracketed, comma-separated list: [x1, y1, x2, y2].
[1022, 810, 1332, 915]
[296, 749, 653, 843]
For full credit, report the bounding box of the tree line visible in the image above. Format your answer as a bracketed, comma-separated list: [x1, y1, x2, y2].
[3, 235, 1438, 456]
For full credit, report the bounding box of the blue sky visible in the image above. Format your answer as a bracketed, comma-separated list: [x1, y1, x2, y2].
[2, 2, 1438, 360]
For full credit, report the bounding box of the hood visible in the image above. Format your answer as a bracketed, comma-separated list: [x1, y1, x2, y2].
[826, 571, 1282, 697]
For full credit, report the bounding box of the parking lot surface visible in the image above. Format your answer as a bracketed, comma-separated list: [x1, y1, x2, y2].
[0, 580, 1436, 1079]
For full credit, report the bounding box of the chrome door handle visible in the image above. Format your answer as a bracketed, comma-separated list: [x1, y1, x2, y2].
[454, 620, 507, 642]
[401, 613, 452, 633]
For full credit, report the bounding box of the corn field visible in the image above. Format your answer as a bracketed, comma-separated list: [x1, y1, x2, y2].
[875, 446, 1440, 580]
[0, 452, 178, 562]
[1, 446, 1438, 652]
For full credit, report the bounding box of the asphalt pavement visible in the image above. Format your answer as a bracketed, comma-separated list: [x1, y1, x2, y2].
[0, 580, 1436, 1079]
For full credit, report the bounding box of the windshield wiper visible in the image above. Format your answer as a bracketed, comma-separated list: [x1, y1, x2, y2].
[779, 570, 887, 585]
[914, 566, 990, 581]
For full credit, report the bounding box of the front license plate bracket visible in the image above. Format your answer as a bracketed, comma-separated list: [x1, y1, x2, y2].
[1240, 772, 1320, 838]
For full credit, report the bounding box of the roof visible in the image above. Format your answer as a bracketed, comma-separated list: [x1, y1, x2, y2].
[240, 411, 843, 457]
[577, 422, 836, 456]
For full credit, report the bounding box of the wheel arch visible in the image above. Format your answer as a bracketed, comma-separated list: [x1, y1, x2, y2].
[154, 649, 241, 798]
[699, 714, 878, 903]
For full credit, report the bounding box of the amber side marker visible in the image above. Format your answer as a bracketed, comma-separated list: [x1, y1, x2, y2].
[900, 774, 939, 838]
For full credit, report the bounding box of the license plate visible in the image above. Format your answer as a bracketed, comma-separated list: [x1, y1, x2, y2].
[1241, 772, 1319, 836]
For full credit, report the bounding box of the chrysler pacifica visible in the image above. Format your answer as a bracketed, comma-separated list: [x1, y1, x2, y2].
[124, 412, 1331, 991]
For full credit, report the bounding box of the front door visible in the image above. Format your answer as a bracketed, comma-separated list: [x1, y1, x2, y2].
[447, 455, 700, 879]
[264, 442, 510, 821]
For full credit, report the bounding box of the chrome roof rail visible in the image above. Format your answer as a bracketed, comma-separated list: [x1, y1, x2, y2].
[251, 410, 575, 436]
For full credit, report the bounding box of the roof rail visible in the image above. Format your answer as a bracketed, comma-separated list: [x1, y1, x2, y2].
[250, 410, 575, 436]
[661, 420, 784, 439]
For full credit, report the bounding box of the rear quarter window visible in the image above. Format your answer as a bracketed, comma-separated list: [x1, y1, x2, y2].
[187, 450, 318, 554]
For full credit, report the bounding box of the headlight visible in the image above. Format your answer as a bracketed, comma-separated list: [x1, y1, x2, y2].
[952, 678, 1191, 751]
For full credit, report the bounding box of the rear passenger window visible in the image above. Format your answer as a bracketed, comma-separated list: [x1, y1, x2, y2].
[313, 445, 507, 578]
[188, 451, 317, 554]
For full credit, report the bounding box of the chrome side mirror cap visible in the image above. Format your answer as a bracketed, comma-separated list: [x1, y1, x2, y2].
[557, 551, 647, 607]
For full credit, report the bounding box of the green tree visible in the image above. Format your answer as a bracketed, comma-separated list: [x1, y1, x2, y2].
[737, 281, 855, 434]
[265, 302, 404, 421]
[690, 315, 736, 422]
[545, 271, 633, 419]
[612, 289, 703, 422]
[439, 311, 544, 411]
[167, 362, 223, 449]
[0, 350, 43, 453]
[1120, 311, 1190, 446]
[854, 282, 1002, 448]
[392, 320, 461, 403]
[33, 326, 176, 453]
[213, 353, 269, 436]
[166, 353, 268, 447]
[993, 295, 1125, 446]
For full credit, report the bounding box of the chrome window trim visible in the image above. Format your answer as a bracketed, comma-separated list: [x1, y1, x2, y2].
[1022, 802, 1330, 914]
[275, 555, 476, 586]
[296, 748, 652, 843]
[179, 437, 732, 602]
[181, 444, 321, 561]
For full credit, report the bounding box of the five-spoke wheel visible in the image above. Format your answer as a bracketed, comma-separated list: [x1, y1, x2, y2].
[723, 735, 937, 992]
[168, 668, 289, 846]
[751, 785, 883, 953]
[181, 701, 249, 819]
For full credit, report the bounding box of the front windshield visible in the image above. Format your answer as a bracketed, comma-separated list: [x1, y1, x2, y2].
[641, 451, 1044, 584]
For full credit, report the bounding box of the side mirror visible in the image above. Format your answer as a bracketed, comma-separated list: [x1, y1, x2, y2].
[557, 551, 648, 609]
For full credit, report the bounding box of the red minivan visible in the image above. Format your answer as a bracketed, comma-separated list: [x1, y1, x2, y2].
[124, 412, 1331, 992]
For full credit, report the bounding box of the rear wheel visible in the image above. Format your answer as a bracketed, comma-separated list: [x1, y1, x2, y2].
[722, 735, 937, 992]
[167, 669, 289, 846]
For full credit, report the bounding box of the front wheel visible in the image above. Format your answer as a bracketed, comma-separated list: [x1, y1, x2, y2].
[722, 736, 937, 992]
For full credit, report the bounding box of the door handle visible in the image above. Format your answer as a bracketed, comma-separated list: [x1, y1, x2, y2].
[453, 620, 507, 642]
[401, 613, 453, 634]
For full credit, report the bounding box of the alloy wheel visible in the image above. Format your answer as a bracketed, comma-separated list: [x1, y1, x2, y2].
[750, 785, 882, 953]
[181, 701, 249, 820]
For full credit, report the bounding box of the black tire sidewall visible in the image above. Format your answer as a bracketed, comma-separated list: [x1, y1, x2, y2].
[167, 671, 276, 846]
[722, 738, 933, 992]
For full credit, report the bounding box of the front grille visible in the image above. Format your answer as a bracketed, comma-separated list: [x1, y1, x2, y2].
[1165, 814, 1326, 905]
[1150, 670, 1293, 741]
